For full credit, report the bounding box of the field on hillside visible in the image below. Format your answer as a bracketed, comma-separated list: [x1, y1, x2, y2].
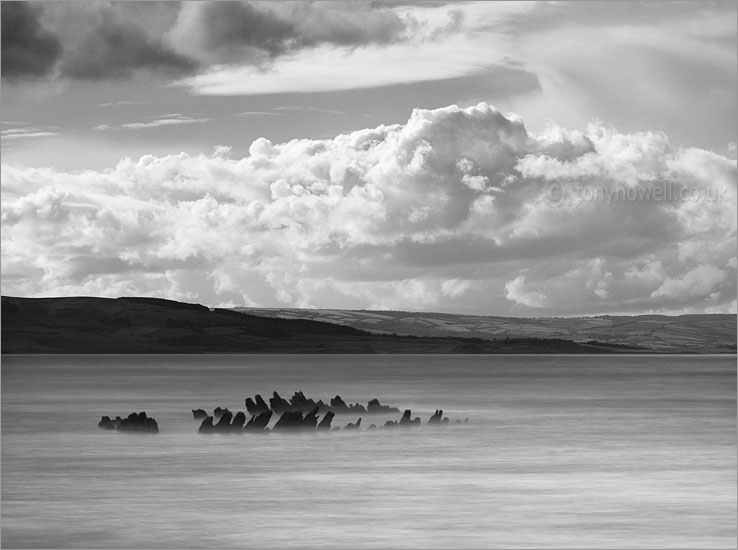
[240, 309, 736, 354]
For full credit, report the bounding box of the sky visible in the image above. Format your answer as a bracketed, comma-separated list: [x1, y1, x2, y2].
[1, 0, 736, 316]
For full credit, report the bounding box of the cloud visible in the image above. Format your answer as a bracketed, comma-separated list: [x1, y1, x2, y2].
[651, 264, 729, 301]
[58, 5, 197, 80]
[2, 103, 735, 314]
[728, 142, 737, 159]
[96, 101, 143, 108]
[236, 112, 286, 118]
[95, 114, 210, 131]
[285, 1, 408, 46]
[121, 115, 210, 130]
[1, 2, 62, 80]
[2, 1, 514, 90]
[166, 1, 410, 67]
[168, 3, 534, 95]
[501, 1, 737, 153]
[170, 3, 510, 96]
[166, 2, 299, 66]
[176, 32, 510, 95]
[272, 106, 349, 116]
[235, 106, 350, 118]
[1, 125, 59, 141]
[3, 2, 197, 82]
[497, 1, 730, 34]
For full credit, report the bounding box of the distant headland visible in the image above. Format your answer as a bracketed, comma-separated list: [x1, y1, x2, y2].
[1, 296, 734, 354]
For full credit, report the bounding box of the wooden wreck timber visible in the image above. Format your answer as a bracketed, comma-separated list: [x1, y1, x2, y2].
[98, 412, 159, 433]
[245, 391, 400, 416]
[97, 393, 461, 435]
[195, 402, 458, 434]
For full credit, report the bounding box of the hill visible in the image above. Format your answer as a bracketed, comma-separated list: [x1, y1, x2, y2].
[238, 308, 737, 354]
[0, 296, 658, 354]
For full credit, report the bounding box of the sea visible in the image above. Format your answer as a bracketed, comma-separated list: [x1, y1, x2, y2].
[1, 354, 736, 549]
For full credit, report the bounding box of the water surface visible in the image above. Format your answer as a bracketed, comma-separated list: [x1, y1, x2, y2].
[2, 354, 735, 548]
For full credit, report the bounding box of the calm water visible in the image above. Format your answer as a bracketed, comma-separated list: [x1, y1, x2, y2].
[1, 354, 736, 549]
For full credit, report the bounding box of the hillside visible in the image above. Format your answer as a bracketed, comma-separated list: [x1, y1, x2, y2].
[239, 308, 737, 354]
[1, 296, 652, 354]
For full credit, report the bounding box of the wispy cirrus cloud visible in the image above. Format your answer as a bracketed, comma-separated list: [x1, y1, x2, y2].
[236, 106, 350, 118]
[235, 111, 285, 117]
[1, 124, 59, 141]
[96, 101, 143, 108]
[272, 106, 349, 116]
[95, 114, 210, 131]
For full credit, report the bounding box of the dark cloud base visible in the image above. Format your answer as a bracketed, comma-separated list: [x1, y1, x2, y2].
[1, 1, 415, 82]
[61, 11, 198, 81]
[1, 2, 62, 80]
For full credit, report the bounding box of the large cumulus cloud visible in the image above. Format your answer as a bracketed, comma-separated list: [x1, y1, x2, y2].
[2, 103, 736, 314]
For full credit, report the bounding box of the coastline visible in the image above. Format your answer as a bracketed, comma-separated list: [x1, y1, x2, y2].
[2, 296, 734, 355]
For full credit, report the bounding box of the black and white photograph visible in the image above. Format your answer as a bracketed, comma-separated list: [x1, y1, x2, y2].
[1, 1, 736, 548]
